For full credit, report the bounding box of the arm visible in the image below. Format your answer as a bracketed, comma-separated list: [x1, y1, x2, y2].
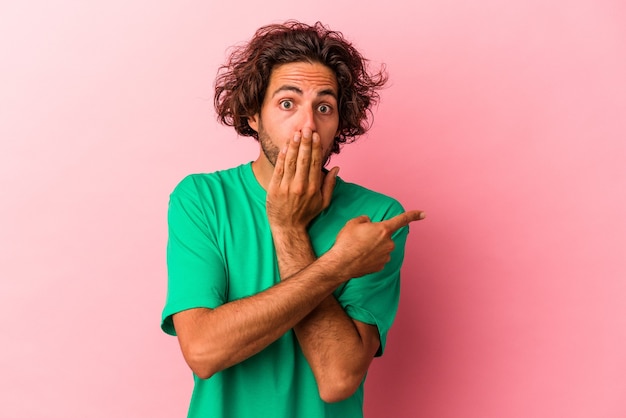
[171, 166, 422, 382]
[272, 225, 380, 403]
[172, 249, 348, 380]
[266, 130, 422, 402]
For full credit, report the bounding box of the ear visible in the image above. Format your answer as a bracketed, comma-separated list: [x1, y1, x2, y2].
[248, 114, 260, 132]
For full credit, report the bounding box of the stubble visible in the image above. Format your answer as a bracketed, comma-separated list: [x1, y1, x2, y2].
[257, 119, 334, 168]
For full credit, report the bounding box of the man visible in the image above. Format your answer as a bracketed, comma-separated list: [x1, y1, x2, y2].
[161, 20, 424, 418]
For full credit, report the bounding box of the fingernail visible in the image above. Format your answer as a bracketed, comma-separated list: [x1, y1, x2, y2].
[419, 212, 426, 219]
[302, 128, 312, 138]
[293, 132, 301, 143]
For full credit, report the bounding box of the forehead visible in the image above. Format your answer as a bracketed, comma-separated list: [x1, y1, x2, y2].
[266, 61, 338, 94]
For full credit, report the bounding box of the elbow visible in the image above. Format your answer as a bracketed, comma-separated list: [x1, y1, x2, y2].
[182, 344, 222, 380]
[186, 355, 217, 380]
[189, 363, 214, 380]
[318, 373, 364, 403]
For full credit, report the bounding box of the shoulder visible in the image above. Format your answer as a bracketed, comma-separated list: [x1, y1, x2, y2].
[335, 178, 401, 204]
[170, 164, 248, 200]
[333, 178, 405, 219]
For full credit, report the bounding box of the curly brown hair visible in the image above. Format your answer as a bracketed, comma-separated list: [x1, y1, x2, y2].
[214, 20, 388, 155]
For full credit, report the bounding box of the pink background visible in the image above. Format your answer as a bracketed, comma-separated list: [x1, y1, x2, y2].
[1, 1, 625, 417]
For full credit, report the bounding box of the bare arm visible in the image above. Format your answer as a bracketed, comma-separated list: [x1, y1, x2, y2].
[171, 137, 419, 381]
[172, 214, 414, 380]
[173, 130, 423, 387]
[266, 130, 424, 402]
[172, 250, 349, 380]
[271, 225, 380, 403]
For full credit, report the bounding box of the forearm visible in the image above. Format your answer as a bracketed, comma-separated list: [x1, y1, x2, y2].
[263, 131, 421, 400]
[173, 254, 346, 379]
[295, 297, 377, 401]
[272, 227, 377, 401]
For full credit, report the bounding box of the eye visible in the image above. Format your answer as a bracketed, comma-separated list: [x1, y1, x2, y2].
[279, 100, 294, 110]
[317, 104, 332, 114]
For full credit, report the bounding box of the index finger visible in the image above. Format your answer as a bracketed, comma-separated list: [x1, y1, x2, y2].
[307, 132, 323, 186]
[380, 210, 425, 232]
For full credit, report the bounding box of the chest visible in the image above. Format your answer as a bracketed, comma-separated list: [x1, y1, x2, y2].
[214, 198, 344, 302]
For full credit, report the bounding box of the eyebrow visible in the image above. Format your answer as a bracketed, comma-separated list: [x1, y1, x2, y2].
[271, 85, 337, 99]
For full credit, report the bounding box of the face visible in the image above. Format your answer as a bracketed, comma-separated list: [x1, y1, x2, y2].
[248, 61, 340, 167]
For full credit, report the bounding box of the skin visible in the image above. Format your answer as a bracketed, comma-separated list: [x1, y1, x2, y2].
[249, 61, 340, 187]
[173, 61, 425, 403]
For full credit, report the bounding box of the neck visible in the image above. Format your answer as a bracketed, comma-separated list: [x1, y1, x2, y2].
[251, 153, 274, 191]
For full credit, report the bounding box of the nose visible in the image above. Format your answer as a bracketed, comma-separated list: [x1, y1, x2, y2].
[300, 106, 316, 132]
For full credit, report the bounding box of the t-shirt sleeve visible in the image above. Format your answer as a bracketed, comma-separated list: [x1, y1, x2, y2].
[335, 200, 408, 356]
[161, 175, 227, 336]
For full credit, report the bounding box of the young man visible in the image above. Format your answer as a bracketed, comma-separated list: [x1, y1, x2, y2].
[161, 21, 424, 418]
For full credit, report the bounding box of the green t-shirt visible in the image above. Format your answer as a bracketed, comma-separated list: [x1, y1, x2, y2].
[162, 162, 409, 418]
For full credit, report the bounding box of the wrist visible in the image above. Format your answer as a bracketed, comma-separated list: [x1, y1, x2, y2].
[316, 250, 351, 284]
[270, 224, 309, 240]
[271, 225, 316, 271]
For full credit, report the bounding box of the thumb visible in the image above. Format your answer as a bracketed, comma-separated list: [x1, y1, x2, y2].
[349, 214, 371, 225]
[321, 166, 340, 209]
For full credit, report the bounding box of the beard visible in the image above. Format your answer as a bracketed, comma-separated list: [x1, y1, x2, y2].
[257, 119, 334, 168]
[258, 128, 281, 167]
